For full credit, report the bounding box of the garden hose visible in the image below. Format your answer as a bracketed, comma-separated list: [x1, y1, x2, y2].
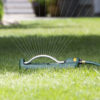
[81, 60, 100, 66]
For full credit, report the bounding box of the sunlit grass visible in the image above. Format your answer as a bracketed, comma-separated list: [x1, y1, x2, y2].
[0, 18, 100, 37]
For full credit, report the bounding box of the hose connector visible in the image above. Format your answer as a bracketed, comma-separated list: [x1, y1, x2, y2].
[79, 60, 86, 64]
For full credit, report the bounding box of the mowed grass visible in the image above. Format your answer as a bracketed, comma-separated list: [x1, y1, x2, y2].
[0, 18, 100, 100]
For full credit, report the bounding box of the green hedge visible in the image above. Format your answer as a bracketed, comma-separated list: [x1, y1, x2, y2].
[0, 0, 3, 21]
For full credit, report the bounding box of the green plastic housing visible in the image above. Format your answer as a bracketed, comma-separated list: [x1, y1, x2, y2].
[19, 58, 80, 69]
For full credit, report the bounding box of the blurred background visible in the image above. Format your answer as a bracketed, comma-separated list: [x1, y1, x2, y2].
[0, 0, 100, 22]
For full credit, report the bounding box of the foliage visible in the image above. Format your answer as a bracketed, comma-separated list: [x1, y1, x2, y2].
[0, 0, 3, 21]
[29, 0, 57, 6]
[29, 0, 45, 5]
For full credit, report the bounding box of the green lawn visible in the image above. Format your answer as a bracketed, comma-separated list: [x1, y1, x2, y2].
[0, 18, 100, 100]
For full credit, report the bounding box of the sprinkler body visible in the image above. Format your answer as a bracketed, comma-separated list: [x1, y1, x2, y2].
[19, 56, 80, 69]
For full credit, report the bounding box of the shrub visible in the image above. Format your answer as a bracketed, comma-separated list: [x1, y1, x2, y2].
[29, 0, 56, 6]
[29, 0, 58, 16]
[0, 0, 3, 21]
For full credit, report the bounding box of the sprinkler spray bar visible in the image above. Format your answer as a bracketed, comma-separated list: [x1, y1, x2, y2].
[19, 55, 100, 69]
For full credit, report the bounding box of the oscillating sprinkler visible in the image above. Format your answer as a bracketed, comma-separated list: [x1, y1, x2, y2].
[19, 55, 100, 69]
